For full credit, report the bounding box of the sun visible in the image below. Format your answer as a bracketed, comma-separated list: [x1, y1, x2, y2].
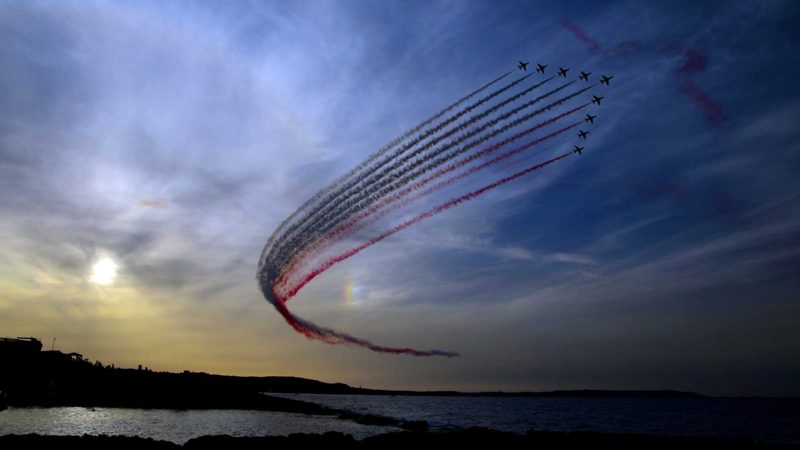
[90, 257, 118, 285]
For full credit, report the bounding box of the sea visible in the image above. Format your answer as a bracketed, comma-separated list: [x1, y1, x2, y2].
[1, 394, 799, 444]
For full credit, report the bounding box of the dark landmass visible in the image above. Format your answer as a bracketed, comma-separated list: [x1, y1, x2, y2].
[1, 338, 792, 448]
[1, 428, 794, 449]
[0, 337, 703, 408]
[345, 388, 705, 398]
[0, 337, 424, 430]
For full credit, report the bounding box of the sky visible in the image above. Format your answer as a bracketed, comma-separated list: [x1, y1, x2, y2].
[1, 0, 799, 396]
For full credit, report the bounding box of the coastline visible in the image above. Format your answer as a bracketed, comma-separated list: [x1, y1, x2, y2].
[3, 340, 796, 445]
[6, 394, 427, 432]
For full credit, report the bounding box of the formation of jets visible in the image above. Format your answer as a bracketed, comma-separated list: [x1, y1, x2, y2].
[516, 61, 612, 86]
[514, 61, 614, 157]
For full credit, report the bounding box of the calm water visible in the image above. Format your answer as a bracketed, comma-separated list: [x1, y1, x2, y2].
[2, 395, 799, 444]
[276, 394, 800, 444]
[0, 406, 399, 443]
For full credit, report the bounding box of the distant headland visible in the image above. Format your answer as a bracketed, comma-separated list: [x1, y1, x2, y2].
[0, 336, 703, 409]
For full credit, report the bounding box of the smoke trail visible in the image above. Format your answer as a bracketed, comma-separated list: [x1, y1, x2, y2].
[277, 110, 589, 295]
[257, 63, 608, 356]
[284, 78, 563, 240]
[561, 19, 723, 128]
[273, 85, 595, 278]
[272, 88, 593, 301]
[279, 121, 584, 298]
[259, 71, 514, 265]
[269, 72, 541, 261]
[268, 295, 459, 357]
[271, 81, 578, 272]
[261, 151, 575, 356]
[274, 151, 575, 308]
[563, 19, 603, 54]
[269, 76, 550, 280]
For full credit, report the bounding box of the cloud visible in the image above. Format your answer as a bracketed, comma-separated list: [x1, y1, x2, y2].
[736, 100, 800, 142]
[548, 252, 597, 265]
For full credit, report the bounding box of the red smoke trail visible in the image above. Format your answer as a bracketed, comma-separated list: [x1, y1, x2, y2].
[677, 80, 724, 127]
[563, 19, 642, 58]
[275, 106, 588, 296]
[263, 71, 517, 270]
[393, 123, 582, 212]
[276, 122, 583, 297]
[669, 46, 724, 127]
[274, 83, 597, 278]
[674, 47, 707, 76]
[495, 151, 546, 174]
[562, 20, 724, 127]
[269, 298, 455, 356]
[279, 77, 559, 256]
[562, 19, 602, 54]
[280, 151, 574, 302]
[278, 122, 581, 296]
[272, 97, 591, 293]
[271, 73, 537, 258]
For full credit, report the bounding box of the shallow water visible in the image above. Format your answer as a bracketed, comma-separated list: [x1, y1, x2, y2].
[0, 406, 399, 443]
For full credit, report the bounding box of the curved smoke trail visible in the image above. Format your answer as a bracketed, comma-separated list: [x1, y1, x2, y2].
[258, 66, 604, 356]
[278, 121, 585, 298]
[277, 108, 590, 296]
[270, 72, 536, 262]
[268, 80, 559, 288]
[260, 71, 513, 266]
[274, 152, 574, 308]
[271, 81, 579, 273]
[273, 84, 596, 280]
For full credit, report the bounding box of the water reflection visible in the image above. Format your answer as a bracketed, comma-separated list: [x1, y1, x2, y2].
[0, 407, 399, 443]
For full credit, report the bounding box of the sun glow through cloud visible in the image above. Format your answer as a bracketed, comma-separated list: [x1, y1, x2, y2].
[90, 257, 118, 285]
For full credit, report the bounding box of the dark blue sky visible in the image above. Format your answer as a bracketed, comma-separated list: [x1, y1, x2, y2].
[1, 0, 799, 396]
